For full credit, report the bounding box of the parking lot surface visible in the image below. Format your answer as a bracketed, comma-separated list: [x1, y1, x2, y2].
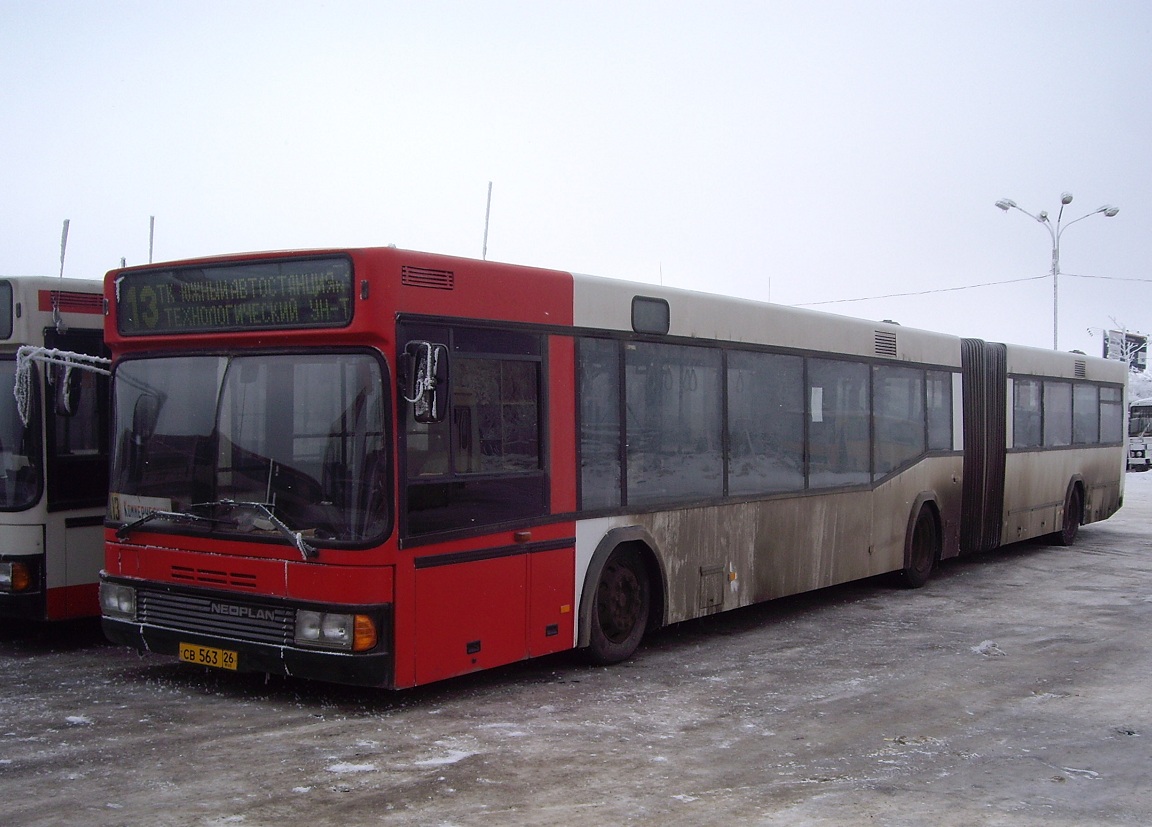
[2, 473, 1151, 826]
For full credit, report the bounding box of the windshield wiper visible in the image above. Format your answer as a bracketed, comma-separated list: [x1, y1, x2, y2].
[196, 500, 318, 560]
[116, 509, 217, 541]
[115, 500, 318, 560]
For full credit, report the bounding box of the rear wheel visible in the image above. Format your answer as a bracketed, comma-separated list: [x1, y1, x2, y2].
[1053, 486, 1082, 547]
[587, 546, 650, 665]
[900, 507, 938, 589]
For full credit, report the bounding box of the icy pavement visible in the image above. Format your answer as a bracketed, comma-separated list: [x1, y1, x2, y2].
[2, 473, 1151, 825]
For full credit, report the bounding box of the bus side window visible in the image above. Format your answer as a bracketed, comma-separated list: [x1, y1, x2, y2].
[926, 371, 954, 451]
[808, 359, 871, 488]
[402, 388, 476, 477]
[44, 330, 109, 511]
[578, 338, 622, 510]
[1073, 384, 1099, 444]
[624, 342, 723, 506]
[405, 416, 451, 478]
[402, 326, 546, 537]
[873, 365, 925, 480]
[452, 391, 479, 473]
[1043, 381, 1073, 447]
[1101, 387, 1123, 442]
[726, 350, 804, 496]
[1013, 379, 1042, 448]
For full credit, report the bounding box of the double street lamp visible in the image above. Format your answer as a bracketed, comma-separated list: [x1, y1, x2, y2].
[995, 193, 1119, 350]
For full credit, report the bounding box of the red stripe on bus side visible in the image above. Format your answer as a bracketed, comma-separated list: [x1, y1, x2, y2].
[45, 583, 100, 620]
[38, 290, 104, 315]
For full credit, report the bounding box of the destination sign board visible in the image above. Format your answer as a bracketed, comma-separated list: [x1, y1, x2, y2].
[115, 256, 353, 336]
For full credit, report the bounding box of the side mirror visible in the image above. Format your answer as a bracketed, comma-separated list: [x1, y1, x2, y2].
[402, 341, 449, 424]
[50, 364, 83, 417]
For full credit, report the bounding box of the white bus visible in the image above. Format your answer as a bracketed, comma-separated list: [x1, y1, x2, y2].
[0, 277, 108, 621]
[1128, 397, 1152, 471]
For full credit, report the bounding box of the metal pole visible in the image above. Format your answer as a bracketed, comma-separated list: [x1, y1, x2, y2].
[1052, 240, 1059, 350]
[149, 215, 155, 264]
[995, 194, 1118, 351]
[1052, 199, 1068, 351]
[59, 219, 70, 279]
[482, 182, 492, 261]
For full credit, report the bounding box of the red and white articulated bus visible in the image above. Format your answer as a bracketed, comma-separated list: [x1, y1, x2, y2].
[98, 248, 1126, 688]
[0, 277, 109, 621]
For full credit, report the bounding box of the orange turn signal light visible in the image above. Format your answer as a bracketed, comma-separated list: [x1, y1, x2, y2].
[353, 614, 378, 652]
[10, 562, 31, 592]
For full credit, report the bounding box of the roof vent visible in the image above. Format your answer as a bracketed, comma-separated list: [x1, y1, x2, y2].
[1074, 359, 1087, 378]
[402, 266, 455, 290]
[874, 330, 898, 358]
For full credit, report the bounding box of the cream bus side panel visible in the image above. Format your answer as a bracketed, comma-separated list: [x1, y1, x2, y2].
[1001, 447, 1124, 544]
[871, 456, 965, 565]
[43, 513, 104, 589]
[577, 487, 919, 633]
[577, 457, 964, 636]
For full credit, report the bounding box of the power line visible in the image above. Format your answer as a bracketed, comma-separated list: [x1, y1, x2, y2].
[793, 271, 1152, 308]
[794, 275, 1047, 307]
[1063, 272, 1152, 284]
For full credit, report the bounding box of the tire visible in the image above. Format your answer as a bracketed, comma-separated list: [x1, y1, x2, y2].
[899, 507, 938, 589]
[586, 545, 651, 665]
[1053, 486, 1082, 547]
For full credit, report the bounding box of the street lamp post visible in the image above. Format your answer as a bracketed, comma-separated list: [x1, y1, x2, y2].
[995, 193, 1119, 350]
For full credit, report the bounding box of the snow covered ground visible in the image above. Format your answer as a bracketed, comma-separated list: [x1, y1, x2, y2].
[2, 473, 1151, 826]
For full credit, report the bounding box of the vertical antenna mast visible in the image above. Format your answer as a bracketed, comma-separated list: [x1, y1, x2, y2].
[58, 219, 70, 279]
[482, 181, 493, 260]
[149, 215, 155, 263]
[55, 219, 70, 331]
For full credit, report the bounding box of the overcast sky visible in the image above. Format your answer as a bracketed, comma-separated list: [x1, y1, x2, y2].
[3, 1, 1150, 356]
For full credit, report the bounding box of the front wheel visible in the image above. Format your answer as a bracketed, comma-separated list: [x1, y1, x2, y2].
[587, 546, 650, 665]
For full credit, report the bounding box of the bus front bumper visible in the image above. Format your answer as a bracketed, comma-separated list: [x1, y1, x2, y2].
[100, 577, 394, 687]
[103, 617, 395, 686]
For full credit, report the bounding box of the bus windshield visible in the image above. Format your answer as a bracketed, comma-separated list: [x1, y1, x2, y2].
[1129, 405, 1152, 438]
[110, 353, 388, 545]
[0, 358, 42, 510]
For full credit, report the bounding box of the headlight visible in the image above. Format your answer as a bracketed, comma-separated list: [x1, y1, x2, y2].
[100, 582, 137, 619]
[0, 562, 32, 593]
[294, 610, 377, 651]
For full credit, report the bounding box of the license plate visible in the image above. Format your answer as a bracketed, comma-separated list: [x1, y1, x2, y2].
[178, 642, 238, 671]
